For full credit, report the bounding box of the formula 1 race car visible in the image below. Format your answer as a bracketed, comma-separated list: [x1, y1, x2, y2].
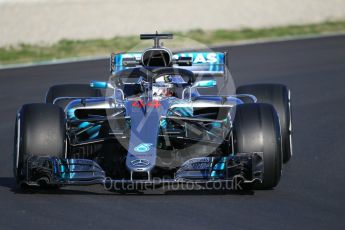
[13, 33, 292, 191]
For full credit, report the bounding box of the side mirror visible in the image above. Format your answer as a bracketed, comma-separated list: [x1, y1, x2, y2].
[193, 80, 217, 88]
[90, 81, 113, 89]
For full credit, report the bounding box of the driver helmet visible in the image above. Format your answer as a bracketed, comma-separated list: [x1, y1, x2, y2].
[153, 75, 174, 97]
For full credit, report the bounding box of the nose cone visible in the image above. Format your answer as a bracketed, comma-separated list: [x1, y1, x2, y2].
[125, 99, 170, 173]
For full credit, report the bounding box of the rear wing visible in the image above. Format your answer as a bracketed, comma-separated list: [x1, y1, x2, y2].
[110, 52, 226, 75]
[173, 52, 226, 75]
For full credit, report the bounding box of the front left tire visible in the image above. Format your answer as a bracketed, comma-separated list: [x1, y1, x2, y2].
[232, 103, 282, 189]
[236, 84, 292, 163]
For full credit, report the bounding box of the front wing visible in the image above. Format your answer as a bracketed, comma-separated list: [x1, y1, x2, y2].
[19, 152, 263, 190]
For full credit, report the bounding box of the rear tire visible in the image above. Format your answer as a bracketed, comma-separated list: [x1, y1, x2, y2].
[13, 103, 65, 182]
[232, 103, 282, 189]
[236, 84, 292, 163]
[46, 84, 102, 108]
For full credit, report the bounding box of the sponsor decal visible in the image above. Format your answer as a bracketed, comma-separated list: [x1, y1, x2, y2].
[134, 143, 153, 153]
[132, 100, 161, 108]
[173, 52, 221, 64]
[130, 159, 150, 167]
[113, 52, 225, 73]
[132, 100, 145, 108]
[116, 52, 222, 64]
[147, 100, 161, 108]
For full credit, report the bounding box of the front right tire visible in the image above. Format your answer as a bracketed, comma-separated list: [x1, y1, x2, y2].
[14, 103, 65, 183]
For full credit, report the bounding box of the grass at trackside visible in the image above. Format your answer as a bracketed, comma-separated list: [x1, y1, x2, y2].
[1, 20, 345, 65]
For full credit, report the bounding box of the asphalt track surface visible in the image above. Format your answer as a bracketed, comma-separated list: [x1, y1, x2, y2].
[0, 35, 345, 230]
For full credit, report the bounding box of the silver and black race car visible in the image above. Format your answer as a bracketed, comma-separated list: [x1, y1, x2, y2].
[13, 33, 292, 191]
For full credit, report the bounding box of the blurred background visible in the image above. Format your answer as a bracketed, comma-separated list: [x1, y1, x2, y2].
[1, 0, 345, 65]
[0, 2, 345, 230]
